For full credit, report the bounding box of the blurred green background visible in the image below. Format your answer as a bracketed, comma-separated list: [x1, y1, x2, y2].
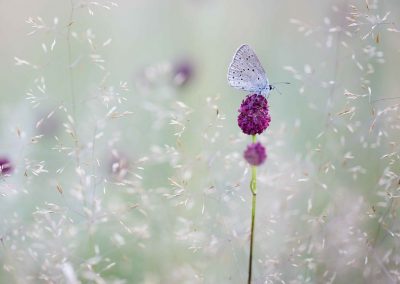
[1, 0, 400, 283]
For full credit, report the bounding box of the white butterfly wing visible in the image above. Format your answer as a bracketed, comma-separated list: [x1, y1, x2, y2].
[227, 45, 269, 93]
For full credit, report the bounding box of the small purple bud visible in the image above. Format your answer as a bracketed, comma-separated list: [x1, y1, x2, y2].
[244, 142, 267, 166]
[173, 60, 194, 87]
[0, 157, 13, 175]
[238, 94, 271, 135]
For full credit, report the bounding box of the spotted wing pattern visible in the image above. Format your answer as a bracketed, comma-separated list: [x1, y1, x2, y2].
[227, 44, 269, 94]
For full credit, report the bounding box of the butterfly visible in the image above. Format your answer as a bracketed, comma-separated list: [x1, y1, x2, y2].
[227, 44, 275, 97]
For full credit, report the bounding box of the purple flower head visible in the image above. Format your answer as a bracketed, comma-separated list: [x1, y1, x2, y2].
[173, 60, 194, 87]
[0, 157, 13, 175]
[238, 94, 271, 135]
[244, 142, 267, 166]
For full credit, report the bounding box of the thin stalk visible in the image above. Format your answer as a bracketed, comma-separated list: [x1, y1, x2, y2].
[248, 135, 257, 284]
[66, 0, 92, 252]
[67, 0, 76, 119]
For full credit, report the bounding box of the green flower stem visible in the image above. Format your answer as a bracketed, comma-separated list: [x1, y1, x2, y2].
[248, 135, 257, 284]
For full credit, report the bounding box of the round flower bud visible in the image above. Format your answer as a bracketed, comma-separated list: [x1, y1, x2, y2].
[0, 157, 13, 175]
[173, 60, 194, 87]
[244, 142, 267, 166]
[237, 94, 271, 135]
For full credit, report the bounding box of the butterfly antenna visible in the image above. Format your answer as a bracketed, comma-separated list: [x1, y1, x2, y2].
[272, 81, 291, 85]
[270, 81, 290, 96]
